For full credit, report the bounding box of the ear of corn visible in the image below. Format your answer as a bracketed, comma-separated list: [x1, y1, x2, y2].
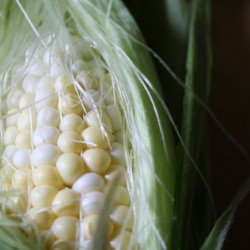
[0, 0, 176, 249]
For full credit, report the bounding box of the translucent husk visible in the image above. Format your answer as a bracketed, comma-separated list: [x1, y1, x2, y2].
[0, 0, 176, 250]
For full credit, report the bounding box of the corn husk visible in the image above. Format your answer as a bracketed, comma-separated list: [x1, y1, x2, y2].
[0, 0, 176, 249]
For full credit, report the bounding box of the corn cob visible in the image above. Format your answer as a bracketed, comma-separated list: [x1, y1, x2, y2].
[0, 0, 176, 249]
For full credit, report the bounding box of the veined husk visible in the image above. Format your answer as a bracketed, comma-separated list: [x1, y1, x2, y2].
[0, 1, 176, 249]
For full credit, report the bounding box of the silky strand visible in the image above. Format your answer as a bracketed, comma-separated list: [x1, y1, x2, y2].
[0, 1, 176, 249]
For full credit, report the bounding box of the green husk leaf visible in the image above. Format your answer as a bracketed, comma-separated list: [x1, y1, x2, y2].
[172, 0, 212, 249]
[201, 178, 250, 250]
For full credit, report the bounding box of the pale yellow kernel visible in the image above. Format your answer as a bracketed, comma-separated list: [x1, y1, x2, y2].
[19, 93, 34, 109]
[82, 148, 111, 173]
[52, 189, 80, 217]
[31, 144, 60, 166]
[33, 126, 60, 146]
[37, 77, 54, 91]
[56, 153, 85, 186]
[82, 126, 111, 149]
[72, 173, 105, 194]
[6, 109, 19, 126]
[32, 165, 63, 188]
[84, 110, 112, 132]
[12, 168, 31, 189]
[2, 145, 16, 164]
[54, 75, 76, 94]
[51, 216, 78, 241]
[3, 126, 18, 145]
[105, 105, 123, 131]
[50, 240, 75, 250]
[107, 186, 130, 206]
[30, 185, 58, 207]
[81, 215, 113, 240]
[81, 191, 105, 215]
[110, 205, 133, 229]
[35, 88, 58, 111]
[110, 143, 125, 166]
[13, 149, 31, 168]
[17, 109, 36, 130]
[28, 208, 55, 229]
[7, 89, 24, 109]
[110, 230, 132, 250]
[57, 131, 82, 154]
[60, 113, 85, 133]
[105, 165, 126, 186]
[22, 75, 38, 93]
[4, 191, 28, 213]
[15, 130, 32, 149]
[58, 94, 83, 116]
[37, 107, 60, 127]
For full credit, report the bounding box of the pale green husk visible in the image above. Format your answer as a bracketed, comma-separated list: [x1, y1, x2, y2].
[0, 0, 176, 249]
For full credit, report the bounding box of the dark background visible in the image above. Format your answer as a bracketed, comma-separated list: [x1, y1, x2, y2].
[210, 0, 250, 249]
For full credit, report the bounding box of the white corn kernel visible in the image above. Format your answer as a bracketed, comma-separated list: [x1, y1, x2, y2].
[28, 208, 55, 229]
[54, 75, 75, 94]
[33, 126, 60, 146]
[12, 168, 30, 189]
[32, 165, 63, 188]
[37, 76, 54, 90]
[15, 130, 32, 149]
[112, 186, 130, 206]
[7, 89, 24, 109]
[2, 145, 16, 163]
[30, 185, 58, 207]
[105, 165, 126, 186]
[56, 153, 85, 186]
[35, 88, 58, 110]
[31, 144, 60, 166]
[57, 131, 82, 153]
[19, 93, 34, 109]
[110, 230, 132, 250]
[110, 205, 133, 229]
[37, 107, 60, 127]
[60, 113, 85, 133]
[6, 109, 19, 126]
[81, 191, 105, 215]
[5, 191, 28, 213]
[23, 75, 39, 93]
[82, 148, 111, 173]
[13, 149, 31, 168]
[84, 110, 112, 132]
[17, 109, 36, 130]
[58, 94, 83, 115]
[3, 126, 18, 146]
[81, 215, 113, 240]
[50, 240, 75, 250]
[72, 173, 105, 194]
[110, 142, 125, 166]
[52, 189, 80, 216]
[105, 105, 123, 131]
[81, 126, 111, 149]
[51, 216, 78, 241]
